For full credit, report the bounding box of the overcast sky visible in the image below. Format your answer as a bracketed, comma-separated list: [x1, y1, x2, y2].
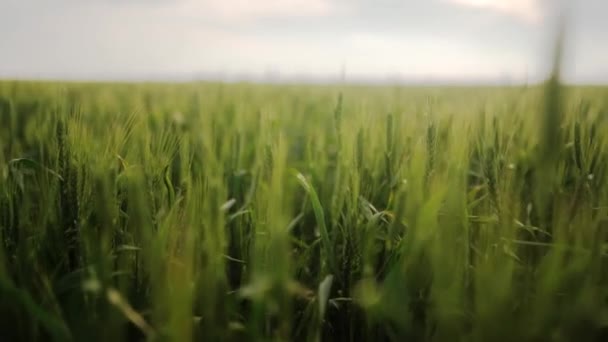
[1, 0, 606, 83]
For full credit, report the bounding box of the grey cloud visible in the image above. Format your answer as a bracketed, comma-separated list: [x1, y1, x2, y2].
[0, 0, 606, 82]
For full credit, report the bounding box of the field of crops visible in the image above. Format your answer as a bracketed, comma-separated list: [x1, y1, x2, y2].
[1, 79, 608, 341]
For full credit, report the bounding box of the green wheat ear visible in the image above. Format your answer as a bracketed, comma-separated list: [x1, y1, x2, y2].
[535, 18, 566, 224]
[541, 22, 565, 166]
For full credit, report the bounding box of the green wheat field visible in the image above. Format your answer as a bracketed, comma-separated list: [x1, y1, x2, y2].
[2, 76, 608, 341]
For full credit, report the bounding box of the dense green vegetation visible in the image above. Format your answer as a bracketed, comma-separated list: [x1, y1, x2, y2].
[1, 79, 608, 341]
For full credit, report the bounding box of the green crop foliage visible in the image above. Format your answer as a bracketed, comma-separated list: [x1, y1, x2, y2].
[1, 77, 608, 341]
